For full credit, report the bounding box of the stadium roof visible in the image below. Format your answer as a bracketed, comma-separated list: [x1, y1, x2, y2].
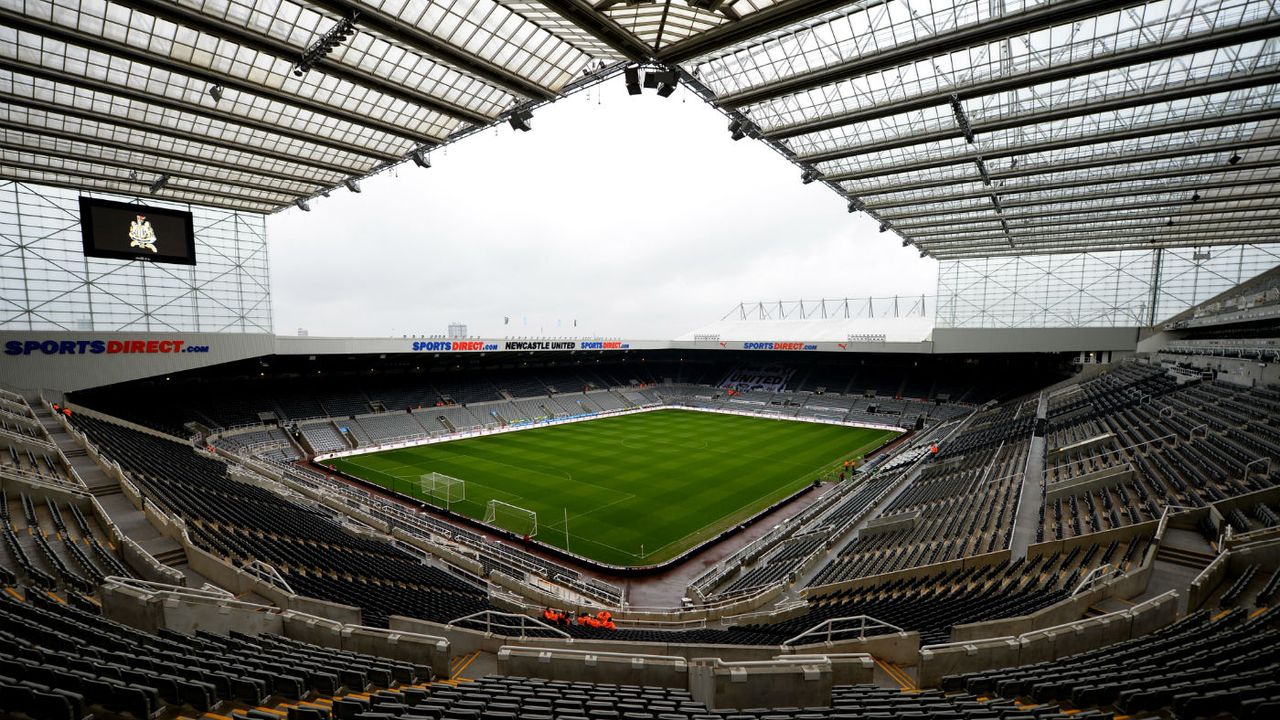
[3, 0, 1278, 259]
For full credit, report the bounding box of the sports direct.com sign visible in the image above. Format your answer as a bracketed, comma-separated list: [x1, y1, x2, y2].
[4, 339, 211, 356]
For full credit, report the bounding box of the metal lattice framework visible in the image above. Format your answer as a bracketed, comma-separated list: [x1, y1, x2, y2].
[3, 0, 1278, 263]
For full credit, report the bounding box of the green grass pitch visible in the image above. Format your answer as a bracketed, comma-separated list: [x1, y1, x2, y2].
[331, 409, 899, 566]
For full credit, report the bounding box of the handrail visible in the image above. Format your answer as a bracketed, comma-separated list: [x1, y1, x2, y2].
[783, 615, 903, 646]
[920, 589, 1180, 651]
[722, 598, 808, 625]
[1071, 563, 1121, 597]
[498, 645, 686, 664]
[447, 610, 570, 639]
[103, 576, 234, 600]
[241, 559, 294, 594]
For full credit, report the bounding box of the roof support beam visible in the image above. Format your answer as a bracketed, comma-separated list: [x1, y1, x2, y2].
[932, 233, 1280, 260]
[0, 159, 286, 209]
[863, 159, 1280, 209]
[0, 173, 272, 214]
[886, 192, 1280, 229]
[927, 228, 1280, 257]
[0, 94, 357, 178]
[881, 179, 1280, 220]
[306, 0, 558, 100]
[835, 137, 1280, 194]
[535, 0, 654, 62]
[763, 20, 1279, 139]
[808, 94, 1280, 166]
[108, 0, 494, 125]
[0, 60, 402, 164]
[1, 9, 438, 146]
[719, 0, 1117, 107]
[0, 136, 309, 199]
[658, 0, 891, 64]
[825, 109, 1280, 182]
[0, 120, 328, 190]
[914, 215, 1280, 244]
[901, 205, 1280, 237]
[803, 73, 1274, 167]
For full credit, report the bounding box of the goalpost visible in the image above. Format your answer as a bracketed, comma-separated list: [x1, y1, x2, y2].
[484, 500, 538, 538]
[420, 472, 465, 510]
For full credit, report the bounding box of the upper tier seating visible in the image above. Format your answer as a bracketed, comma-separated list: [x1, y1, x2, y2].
[1041, 366, 1280, 541]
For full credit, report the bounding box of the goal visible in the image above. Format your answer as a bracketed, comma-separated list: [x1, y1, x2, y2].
[420, 472, 465, 509]
[483, 500, 538, 538]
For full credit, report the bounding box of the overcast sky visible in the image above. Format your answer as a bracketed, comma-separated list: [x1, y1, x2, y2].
[267, 77, 936, 340]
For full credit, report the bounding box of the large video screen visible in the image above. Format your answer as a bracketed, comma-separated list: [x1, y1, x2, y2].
[80, 197, 197, 265]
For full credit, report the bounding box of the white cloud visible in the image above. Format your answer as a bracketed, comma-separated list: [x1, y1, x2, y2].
[267, 77, 936, 339]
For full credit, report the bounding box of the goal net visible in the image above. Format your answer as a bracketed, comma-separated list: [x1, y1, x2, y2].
[420, 472, 465, 508]
[483, 500, 538, 537]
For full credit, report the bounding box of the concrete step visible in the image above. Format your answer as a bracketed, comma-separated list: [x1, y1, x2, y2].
[152, 547, 187, 566]
[1156, 545, 1216, 570]
[87, 483, 123, 497]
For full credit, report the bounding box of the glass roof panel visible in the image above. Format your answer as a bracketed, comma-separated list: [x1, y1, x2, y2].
[379, 0, 595, 90]
[0, 125, 320, 197]
[737, 2, 1277, 134]
[0, 67, 390, 172]
[0, 101, 347, 185]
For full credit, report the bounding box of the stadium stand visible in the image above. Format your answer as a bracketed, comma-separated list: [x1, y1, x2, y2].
[67, 413, 495, 629]
[2, 350, 1279, 716]
[296, 423, 351, 454]
[0, 586, 432, 718]
[69, 355, 1024, 442]
[945, 607, 1280, 717]
[1040, 365, 1279, 542]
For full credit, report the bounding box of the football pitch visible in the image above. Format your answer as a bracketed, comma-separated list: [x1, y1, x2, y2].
[331, 409, 899, 566]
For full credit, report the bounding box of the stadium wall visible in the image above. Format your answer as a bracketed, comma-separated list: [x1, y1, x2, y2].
[1, 326, 1141, 393]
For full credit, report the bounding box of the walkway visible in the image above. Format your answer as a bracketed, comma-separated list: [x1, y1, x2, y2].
[1009, 393, 1048, 559]
[34, 403, 212, 588]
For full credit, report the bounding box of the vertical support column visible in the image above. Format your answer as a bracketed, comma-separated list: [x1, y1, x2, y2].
[1147, 248, 1163, 327]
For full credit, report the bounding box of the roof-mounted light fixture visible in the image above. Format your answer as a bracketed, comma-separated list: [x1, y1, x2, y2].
[294, 14, 358, 77]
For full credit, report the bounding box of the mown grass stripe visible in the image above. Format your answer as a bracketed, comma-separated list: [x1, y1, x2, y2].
[333, 410, 898, 566]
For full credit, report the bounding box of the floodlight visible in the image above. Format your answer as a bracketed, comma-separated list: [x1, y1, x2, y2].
[1191, 191, 1201, 202]
[728, 118, 746, 141]
[148, 174, 169, 194]
[295, 198, 310, 211]
[654, 70, 678, 98]
[411, 149, 431, 168]
[208, 85, 223, 102]
[509, 110, 533, 132]
[878, 224, 888, 233]
[1229, 152, 1242, 165]
[345, 178, 361, 193]
[624, 66, 641, 95]
[296, 15, 357, 76]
